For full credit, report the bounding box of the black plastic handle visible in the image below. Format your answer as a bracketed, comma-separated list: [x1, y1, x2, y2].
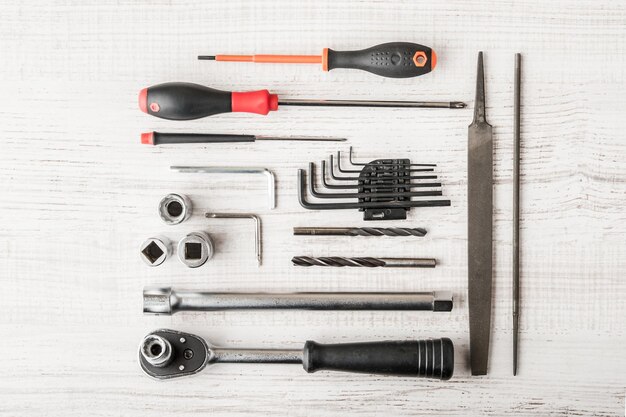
[302, 338, 453, 380]
[149, 132, 256, 145]
[326, 42, 435, 78]
[142, 82, 232, 120]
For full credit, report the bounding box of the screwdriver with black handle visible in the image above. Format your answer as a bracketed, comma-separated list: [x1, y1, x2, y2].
[139, 82, 465, 121]
[199, 42, 437, 78]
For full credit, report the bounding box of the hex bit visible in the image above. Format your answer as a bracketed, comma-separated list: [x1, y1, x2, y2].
[293, 227, 427, 237]
[291, 256, 436, 268]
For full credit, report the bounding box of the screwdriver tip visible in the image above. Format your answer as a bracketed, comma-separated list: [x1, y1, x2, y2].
[198, 55, 216, 60]
[451, 101, 467, 108]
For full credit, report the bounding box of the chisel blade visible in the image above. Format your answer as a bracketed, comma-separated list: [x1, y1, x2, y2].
[468, 51, 493, 376]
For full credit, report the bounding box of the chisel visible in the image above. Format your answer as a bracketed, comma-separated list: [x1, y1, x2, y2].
[138, 82, 466, 121]
[467, 51, 493, 376]
[198, 42, 437, 78]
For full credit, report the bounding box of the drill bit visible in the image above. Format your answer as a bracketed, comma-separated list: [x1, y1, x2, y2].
[293, 227, 427, 237]
[291, 257, 436, 268]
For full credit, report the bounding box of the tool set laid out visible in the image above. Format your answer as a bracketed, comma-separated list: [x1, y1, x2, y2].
[138, 43, 524, 382]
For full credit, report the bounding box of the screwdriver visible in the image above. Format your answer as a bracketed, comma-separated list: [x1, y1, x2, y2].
[198, 42, 437, 79]
[140, 131, 345, 145]
[139, 82, 466, 121]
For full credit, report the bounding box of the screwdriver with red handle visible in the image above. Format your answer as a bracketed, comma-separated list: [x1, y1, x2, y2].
[139, 82, 465, 121]
[198, 42, 437, 79]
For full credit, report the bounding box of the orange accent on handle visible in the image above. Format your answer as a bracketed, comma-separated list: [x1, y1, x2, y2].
[412, 51, 428, 68]
[322, 48, 329, 71]
[430, 50, 437, 70]
[216, 54, 321, 64]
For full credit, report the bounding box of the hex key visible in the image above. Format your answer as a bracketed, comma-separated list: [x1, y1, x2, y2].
[329, 155, 434, 180]
[349, 146, 436, 167]
[308, 166, 442, 199]
[298, 169, 450, 210]
[336, 151, 435, 174]
[324, 160, 438, 183]
[171, 166, 276, 209]
[315, 162, 442, 190]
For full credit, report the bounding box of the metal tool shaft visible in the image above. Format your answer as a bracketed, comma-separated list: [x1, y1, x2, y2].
[279, 99, 466, 109]
[143, 287, 453, 314]
[292, 256, 436, 268]
[513, 53, 522, 376]
[293, 227, 427, 237]
[171, 166, 275, 210]
[211, 348, 303, 364]
[468, 51, 494, 376]
[256, 136, 345, 142]
[205, 213, 262, 266]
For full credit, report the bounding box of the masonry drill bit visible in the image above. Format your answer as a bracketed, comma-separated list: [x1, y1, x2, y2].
[291, 257, 436, 268]
[293, 227, 427, 237]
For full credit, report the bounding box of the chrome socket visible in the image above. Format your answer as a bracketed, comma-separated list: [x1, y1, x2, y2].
[140, 236, 172, 267]
[140, 334, 173, 367]
[158, 193, 192, 225]
[177, 231, 214, 268]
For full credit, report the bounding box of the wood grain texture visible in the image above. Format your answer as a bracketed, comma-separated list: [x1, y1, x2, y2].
[0, 0, 625, 415]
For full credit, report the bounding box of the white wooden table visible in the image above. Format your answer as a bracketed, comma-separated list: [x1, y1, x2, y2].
[1, 1, 625, 415]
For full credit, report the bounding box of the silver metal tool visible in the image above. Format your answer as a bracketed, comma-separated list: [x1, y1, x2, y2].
[280, 98, 466, 109]
[171, 166, 276, 210]
[205, 213, 262, 266]
[139, 329, 455, 380]
[292, 256, 436, 268]
[293, 227, 427, 237]
[177, 232, 214, 268]
[140, 236, 172, 267]
[158, 193, 192, 225]
[513, 52, 522, 376]
[468, 51, 493, 376]
[143, 286, 454, 314]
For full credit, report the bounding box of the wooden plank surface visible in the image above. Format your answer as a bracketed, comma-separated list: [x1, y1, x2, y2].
[0, 0, 625, 415]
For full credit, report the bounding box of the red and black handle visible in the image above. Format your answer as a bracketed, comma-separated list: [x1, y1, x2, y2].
[139, 82, 278, 120]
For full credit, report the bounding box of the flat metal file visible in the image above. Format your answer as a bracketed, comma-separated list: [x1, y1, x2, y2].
[468, 51, 493, 376]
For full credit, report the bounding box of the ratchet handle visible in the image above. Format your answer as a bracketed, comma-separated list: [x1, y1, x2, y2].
[325, 42, 436, 78]
[139, 82, 279, 120]
[141, 131, 256, 145]
[302, 338, 453, 380]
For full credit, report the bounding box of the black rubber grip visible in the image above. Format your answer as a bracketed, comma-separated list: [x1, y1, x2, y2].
[302, 338, 453, 380]
[146, 82, 232, 120]
[326, 42, 435, 78]
[151, 132, 256, 145]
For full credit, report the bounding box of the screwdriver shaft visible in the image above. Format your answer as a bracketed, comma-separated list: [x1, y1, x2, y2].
[256, 136, 346, 142]
[279, 99, 466, 109]
[292, 256, 436, 268]
[293, 227, 427, 237]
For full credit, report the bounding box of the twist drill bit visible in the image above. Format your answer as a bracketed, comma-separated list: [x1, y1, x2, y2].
[293, 227, 427, 237]
[291, 256, 436, 268]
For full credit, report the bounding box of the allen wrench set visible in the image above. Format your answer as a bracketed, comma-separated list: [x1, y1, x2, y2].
[297, 149, 450, 220]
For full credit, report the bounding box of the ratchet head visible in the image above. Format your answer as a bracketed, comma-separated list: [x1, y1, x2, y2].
[143, 286, 177, 315]
[139, 329, 209, 379]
